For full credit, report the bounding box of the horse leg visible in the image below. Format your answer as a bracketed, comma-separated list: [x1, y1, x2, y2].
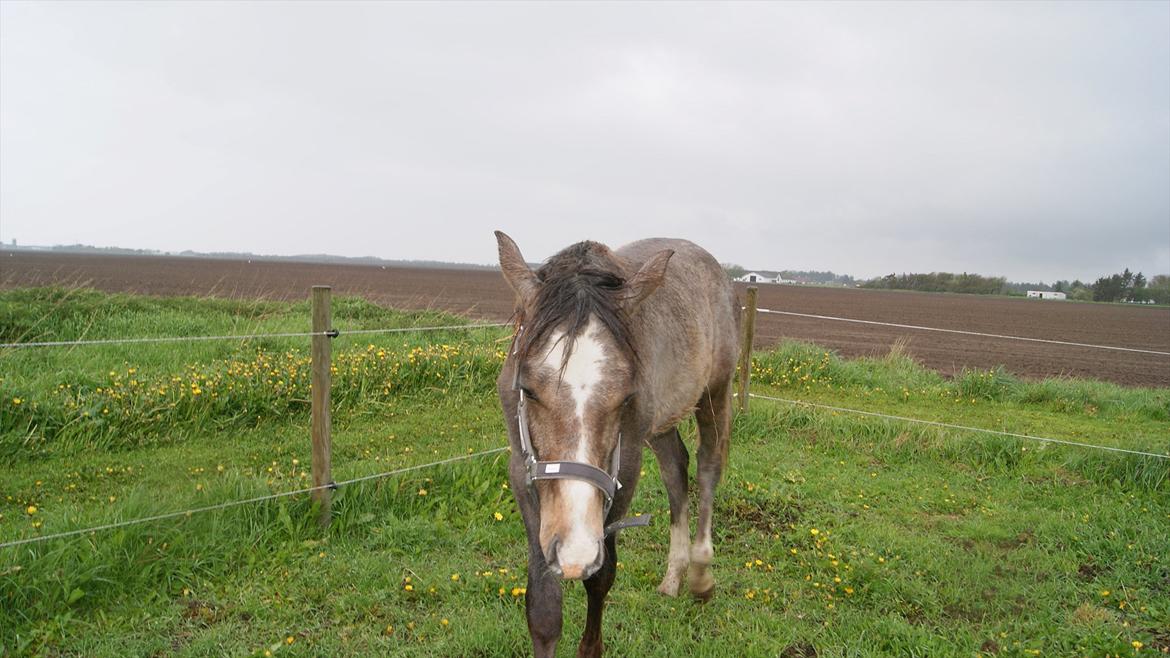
[648, 427, 690, 596]
[577, 533, 617, 658]
[524, 535, 565, 657]
[688, 382, 730, 601]
[510, 450, 564, 657]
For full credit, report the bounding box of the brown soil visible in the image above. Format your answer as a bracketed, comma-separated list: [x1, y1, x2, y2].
[742, 282, 1169, 387]
[3, 250, 1167, 386]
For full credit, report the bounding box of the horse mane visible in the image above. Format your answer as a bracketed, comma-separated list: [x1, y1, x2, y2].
[515, 241, 638, 372]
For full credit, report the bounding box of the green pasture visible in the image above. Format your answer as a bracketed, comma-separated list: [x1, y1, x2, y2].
[1, 288, 1167, 657]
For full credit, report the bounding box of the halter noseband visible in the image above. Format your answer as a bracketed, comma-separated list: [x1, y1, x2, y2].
[511, 325, 650, 537]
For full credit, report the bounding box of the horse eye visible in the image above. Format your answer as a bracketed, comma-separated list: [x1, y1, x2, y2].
[622, 394, 634, 406]
[521, 387, 539, 402]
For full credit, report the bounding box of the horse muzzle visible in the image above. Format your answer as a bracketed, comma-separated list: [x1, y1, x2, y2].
[545, 534, 605, 580]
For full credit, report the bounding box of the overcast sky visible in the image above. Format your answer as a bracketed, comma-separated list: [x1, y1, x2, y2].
[2, 2, 1167, 282]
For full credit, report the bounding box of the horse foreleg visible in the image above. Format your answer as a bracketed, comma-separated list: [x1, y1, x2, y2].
[688, 384, 730, 601]
[525, 541, 564, 658]
[577, 534, 617, 658]
[648, 427, 690, 596]
[513, 451, 564, 658]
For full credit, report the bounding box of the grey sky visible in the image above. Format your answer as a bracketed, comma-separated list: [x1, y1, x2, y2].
[2, 1, 1167, 282]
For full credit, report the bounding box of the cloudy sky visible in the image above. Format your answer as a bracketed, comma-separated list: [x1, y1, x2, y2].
[1, 2, 1167, 282]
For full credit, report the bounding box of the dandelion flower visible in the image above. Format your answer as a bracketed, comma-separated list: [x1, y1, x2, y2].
[450, 573, 460, 581]
[810, 528, 820, 536]
[25, 505, 36, 515]
[418, 488, 427, 496]
[493, 512, 504, 521]
[285, 636, 294, 645]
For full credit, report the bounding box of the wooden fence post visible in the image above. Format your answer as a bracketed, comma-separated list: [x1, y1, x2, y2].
[310, 286, 334, 528]
[736, 286, 758, 413]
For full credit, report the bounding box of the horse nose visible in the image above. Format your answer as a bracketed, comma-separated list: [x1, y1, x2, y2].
[545, 536, 563, 578]
[552, 538, 604, 581]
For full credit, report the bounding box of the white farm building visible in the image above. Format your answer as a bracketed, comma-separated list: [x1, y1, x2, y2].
[1026, 290, 1067, 300]
[735, 272, 789, 284]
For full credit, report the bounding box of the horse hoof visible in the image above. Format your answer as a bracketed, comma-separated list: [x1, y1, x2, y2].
[576, 640, 603, 658]
[691, 583, 716, 603]
[657, 578, 681, 597]
[688, 569, 715, 602]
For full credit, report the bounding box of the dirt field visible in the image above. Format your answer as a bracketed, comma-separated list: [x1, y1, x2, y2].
[3, 250, 1168, 386]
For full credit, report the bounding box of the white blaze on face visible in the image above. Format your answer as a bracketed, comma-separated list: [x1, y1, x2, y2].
[540, 318, 608, 574]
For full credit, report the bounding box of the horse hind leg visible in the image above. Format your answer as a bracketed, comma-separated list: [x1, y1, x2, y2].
[648, 427, 690, 596]
[688, 382, 730, 601]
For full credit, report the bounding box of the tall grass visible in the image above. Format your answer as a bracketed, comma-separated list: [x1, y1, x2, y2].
[751, 339, 1169, 423]
[1, 288, 509, 458]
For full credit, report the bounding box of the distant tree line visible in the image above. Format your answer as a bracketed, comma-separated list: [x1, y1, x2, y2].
[861, 272, 1007, 295]
[858, 268, 1169, 304]
[780, 270, 856, 286]
[1053, 269, 1169, 304]
[722, 263, 747, 279]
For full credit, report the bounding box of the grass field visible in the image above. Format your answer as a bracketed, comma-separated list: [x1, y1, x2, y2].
[2, 288, 1168, 657]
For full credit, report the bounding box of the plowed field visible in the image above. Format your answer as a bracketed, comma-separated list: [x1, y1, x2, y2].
[3, 250, 1167, 386]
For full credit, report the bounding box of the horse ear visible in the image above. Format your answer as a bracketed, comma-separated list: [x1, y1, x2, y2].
[624, 249, 674, 310]
[495, 231, 538, 302]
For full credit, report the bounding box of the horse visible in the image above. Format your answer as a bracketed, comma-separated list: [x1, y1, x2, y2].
[494, 231, 740, 657]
